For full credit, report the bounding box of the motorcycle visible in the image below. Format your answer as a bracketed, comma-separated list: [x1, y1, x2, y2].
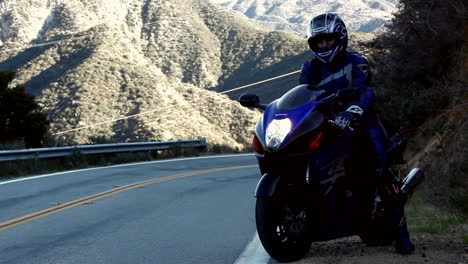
[239, 84, 425, 263]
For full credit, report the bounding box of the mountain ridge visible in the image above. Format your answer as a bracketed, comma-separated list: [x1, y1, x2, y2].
[0, 0, 372, 147]
[210, 0, 398, 35]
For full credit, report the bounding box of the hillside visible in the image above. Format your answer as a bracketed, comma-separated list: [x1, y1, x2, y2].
[0, 0, 277, 147]
[0, 0, 377, 148]
[210, 0, 398, 35]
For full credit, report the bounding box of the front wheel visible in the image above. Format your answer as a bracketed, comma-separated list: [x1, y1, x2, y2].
[255, 196, 312, 263]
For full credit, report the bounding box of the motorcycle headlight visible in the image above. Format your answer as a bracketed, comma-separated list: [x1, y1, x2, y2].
[266, 118, 292, 150]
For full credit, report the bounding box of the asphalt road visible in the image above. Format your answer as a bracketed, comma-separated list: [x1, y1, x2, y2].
[0, 154, 263, 264]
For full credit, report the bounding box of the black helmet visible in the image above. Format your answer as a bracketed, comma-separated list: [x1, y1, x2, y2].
[306, 13, 348, 63]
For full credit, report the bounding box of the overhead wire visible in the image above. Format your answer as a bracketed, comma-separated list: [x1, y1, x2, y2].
[51, 70, 301, 136]
[0, 2, 305, 137]
[143, 73, 300, 131]
[153, 76, 301, 136]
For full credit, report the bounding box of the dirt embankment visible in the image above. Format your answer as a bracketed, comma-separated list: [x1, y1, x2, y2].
[290, 223, 467, 264]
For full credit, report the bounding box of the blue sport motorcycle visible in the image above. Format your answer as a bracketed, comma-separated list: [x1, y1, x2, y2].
[239, 84, 424, 263]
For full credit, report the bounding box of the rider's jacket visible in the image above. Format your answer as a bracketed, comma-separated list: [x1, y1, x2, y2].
[299, 51, 376, 116]
[300, 51, 388, 161]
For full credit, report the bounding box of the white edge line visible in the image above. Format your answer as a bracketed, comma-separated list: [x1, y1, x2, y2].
[0, 153, 255, 185]
[234, 232, 271, 264]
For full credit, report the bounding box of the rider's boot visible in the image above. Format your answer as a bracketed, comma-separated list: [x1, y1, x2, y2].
[392, 206, 415, 254]
[375, 159, 415, 254]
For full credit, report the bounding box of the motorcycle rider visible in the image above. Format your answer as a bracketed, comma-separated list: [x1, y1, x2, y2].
[299, 13, 415, 254]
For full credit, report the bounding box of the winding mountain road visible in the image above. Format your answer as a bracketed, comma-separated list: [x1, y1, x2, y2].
[2, 154, 466, 264]
[0, 154, 272, 264]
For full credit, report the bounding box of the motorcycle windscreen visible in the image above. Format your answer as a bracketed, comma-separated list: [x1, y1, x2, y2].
[284, 110, 324, 147]
[261, 86, 327, 150]
[276, 85, 327, 111]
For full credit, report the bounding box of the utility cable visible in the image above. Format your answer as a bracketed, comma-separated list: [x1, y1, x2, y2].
[144, 74, 299, 129]
[0, 4, 302, 136]
[52, 70, 301, 135]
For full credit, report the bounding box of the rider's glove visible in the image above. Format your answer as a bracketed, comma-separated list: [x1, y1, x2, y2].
[334, 112, 355, 130]
[333, 105, 364, 130]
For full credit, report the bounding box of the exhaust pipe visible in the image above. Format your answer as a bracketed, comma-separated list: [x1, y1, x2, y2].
[400, 168, 425, 202]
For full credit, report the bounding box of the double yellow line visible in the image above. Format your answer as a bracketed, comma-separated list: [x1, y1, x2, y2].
[0, 165, 256, 232]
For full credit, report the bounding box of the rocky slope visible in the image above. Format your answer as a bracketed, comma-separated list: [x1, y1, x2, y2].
[0, 0, 264, 147]
[210, 0, 399, 35]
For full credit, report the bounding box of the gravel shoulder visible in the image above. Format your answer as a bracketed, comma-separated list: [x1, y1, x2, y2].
[293, 224, 468, 264]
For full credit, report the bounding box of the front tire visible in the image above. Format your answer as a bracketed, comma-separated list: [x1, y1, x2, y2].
[256, 196, 312, 263]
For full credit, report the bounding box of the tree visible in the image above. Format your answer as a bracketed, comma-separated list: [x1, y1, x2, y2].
[0, 71, 49, 148]
[367, 0, 466, 128]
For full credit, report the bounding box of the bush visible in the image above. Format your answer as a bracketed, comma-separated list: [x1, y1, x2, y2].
[0, 71, 50, 148]
[367, 0, 466, 129]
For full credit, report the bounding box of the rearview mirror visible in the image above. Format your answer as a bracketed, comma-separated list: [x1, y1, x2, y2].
[238, 94, 260, 108]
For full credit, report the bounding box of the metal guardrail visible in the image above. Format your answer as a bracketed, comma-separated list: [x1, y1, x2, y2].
[0, 138, 207, 162]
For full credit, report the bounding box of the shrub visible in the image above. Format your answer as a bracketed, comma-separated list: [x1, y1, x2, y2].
[367, 0, 466, 129]
[0, 71, 50, 148]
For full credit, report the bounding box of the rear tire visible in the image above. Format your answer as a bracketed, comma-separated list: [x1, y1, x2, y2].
[256, 196, 312, 263]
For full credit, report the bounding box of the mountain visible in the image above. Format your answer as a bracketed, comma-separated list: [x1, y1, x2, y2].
[0, 0, 372, 147]
[210, 0, 399, 35]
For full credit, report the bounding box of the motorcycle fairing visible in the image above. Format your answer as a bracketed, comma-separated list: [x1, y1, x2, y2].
[308, 136, 354, 201]
[307, 137, 362, 241]
[261, 99, 324, 151]
[255, 86, 328, 151]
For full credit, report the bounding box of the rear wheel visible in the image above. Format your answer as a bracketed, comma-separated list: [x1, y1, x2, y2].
[256, 196, 312, 262]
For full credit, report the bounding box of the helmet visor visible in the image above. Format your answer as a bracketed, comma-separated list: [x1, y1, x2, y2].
[308, 33, 340, 52]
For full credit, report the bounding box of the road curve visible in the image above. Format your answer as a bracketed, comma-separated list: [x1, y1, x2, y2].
[0, 154, 268, 264]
